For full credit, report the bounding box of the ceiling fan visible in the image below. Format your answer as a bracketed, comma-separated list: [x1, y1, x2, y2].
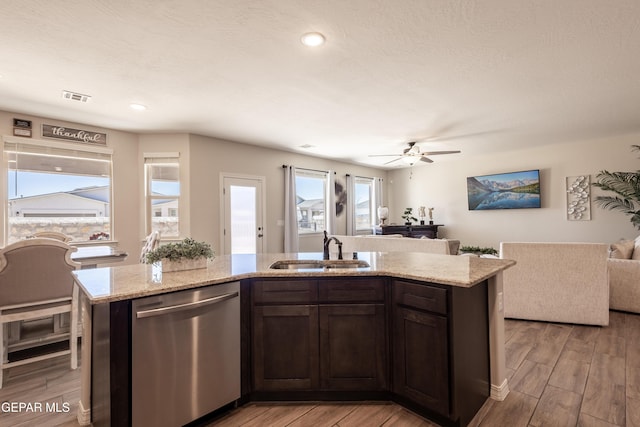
[369, 141, 461, 165]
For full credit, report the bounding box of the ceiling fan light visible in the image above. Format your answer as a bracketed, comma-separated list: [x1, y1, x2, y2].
[401, 156, 417, 165]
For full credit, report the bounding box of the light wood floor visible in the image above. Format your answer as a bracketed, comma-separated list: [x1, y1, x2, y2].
[1, 310, 638, 427]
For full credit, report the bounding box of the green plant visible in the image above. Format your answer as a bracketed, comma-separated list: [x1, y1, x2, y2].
[592, 145, 640, 230]
[145, 237, 214, 264]
[401, 207, 417, 224]
[459, 245, 498, 256]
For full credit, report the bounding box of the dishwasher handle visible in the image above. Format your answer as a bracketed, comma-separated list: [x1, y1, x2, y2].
[136, 291, 239, 319]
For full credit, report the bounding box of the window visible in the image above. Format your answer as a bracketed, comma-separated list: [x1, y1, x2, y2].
[295, 169, 329, 234]
[144, 153, 180, 237]
[4, 139, 113, 244]
[354, 176, 375, 231]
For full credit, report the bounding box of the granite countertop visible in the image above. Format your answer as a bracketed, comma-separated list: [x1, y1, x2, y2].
[73, 251, 516, 304]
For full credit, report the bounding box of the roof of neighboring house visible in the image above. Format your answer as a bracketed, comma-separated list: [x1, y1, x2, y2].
[10, 186, 110, 203]
[68, 186, 109, 202]
[297, 198, 324, 209]
[9, 191, 107, 205]
[10, 185, 174, 204]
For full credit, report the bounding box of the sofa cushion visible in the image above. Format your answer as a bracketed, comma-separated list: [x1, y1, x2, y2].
[335, 235, 459, 255]
[633, 236, 640, 260]
[611, 239, 635, 259]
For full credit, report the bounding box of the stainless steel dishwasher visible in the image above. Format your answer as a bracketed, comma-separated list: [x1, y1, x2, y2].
[131, 281, 240, 427]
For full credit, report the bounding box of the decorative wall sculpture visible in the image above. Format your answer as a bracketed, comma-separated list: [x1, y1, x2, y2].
[566, 175, 591, 220]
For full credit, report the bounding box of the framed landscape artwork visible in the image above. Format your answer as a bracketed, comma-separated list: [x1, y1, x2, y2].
[467, 169, 541, 210]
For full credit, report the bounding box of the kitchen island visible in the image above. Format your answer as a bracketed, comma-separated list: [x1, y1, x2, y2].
[73, 251, 515, 427]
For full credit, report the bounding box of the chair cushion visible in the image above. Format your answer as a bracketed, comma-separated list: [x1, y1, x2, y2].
[611, 239, 635, 259]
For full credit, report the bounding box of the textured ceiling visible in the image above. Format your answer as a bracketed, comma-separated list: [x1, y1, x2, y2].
[0, 0, 639, 168]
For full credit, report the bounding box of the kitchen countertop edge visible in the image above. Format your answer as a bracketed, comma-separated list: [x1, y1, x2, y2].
[73, 252, 516, 305]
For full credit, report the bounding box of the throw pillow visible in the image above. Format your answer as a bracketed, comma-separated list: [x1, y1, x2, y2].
[610, 239, 635, 259]
[633, 236, 640, 260]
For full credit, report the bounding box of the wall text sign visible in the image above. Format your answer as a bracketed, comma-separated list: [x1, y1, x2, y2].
[42, 124, 107, 145]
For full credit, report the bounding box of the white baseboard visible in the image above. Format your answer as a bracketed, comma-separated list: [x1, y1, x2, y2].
[490, 379, 510, 401]
[77, 399, 91, 426]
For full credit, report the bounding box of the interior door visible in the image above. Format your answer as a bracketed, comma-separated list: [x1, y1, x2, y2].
[222, 175, 265, 254]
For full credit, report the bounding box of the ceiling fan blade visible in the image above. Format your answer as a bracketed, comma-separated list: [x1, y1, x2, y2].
[420, 130, 502, 143]
[384, 157, 402, 165]
[420, 150, 461, 156]
[419, 156, 434, 163]
[368, 154, 401, 157]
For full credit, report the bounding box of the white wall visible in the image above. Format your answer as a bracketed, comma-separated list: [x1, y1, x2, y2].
[187, 134, 388, 254]
[15, 108, 636, 257]
[388, 132, 640, 251]
[0, 110, 141, 264]
[0, 110, 387, 262]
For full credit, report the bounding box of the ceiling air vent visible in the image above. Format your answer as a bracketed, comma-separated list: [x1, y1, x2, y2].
[61, 90, 91, 103]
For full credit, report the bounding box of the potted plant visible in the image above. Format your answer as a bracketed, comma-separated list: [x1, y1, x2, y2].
[459, 245, 499, 256]
[592, 145, 640, 229]
[402, 207, 418, 225]
[145, 237, 214, 272]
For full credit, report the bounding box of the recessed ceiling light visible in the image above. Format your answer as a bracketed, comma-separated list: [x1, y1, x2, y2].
[129, 103, 147, 111]
[301, 32, 326, 47]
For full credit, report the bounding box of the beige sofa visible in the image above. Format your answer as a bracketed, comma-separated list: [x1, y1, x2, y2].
[500, 242, 609, 326]
[334, 235, 460, 256]
[608, 237, 640, 314]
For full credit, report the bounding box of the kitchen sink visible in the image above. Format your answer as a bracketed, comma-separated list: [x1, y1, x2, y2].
[269, 259, 370, 270]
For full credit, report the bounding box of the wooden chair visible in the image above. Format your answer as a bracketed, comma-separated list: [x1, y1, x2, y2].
[30, 231, 73, 243]
[140, 231, 160, 263]
[0, 238, 80, 388]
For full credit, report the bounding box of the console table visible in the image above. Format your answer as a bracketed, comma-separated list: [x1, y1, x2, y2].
[375, 224, 443, 239]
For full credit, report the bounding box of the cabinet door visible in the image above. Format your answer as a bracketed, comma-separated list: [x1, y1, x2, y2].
[252, 305, 319, 391]
[393, 306, 449, 416]
[319, 304, 387, 390]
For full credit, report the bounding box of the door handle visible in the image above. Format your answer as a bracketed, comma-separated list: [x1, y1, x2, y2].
[258, 234, 263, 238]
[136, 291, 239, 318]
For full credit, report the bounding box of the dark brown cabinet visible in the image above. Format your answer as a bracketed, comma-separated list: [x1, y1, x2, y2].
[252, 279, 319, 391]
[252, 304, 319, 390]
[376, 224, 442, 238]
[251, 277, 387, 393]
[392, 279, 490, 426]
[250, 276, 489, 426]
[393, 284, 450, 415]
[319, 303, 386, 390]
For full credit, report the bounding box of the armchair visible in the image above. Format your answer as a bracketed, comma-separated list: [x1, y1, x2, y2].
[500, 242, 609, 326]
[608, 258, 640, 314]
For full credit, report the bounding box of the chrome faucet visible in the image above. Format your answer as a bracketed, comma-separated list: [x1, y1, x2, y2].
[323, 231, 343, 260]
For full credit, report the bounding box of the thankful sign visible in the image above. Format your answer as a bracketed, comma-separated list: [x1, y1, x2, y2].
[42, 124, 107, 145]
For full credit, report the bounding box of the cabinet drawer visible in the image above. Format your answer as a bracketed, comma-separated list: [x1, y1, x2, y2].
[394, 280, 447, 315]
[319, 278, 385, 303]
[253, 280, 318, 304]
